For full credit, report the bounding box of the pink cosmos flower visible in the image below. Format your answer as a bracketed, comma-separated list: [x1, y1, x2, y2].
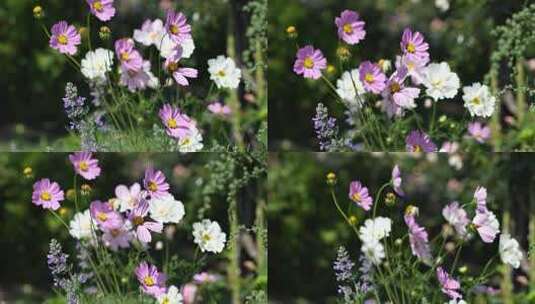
[135, 261, 167, 296]
[193, 272, 220, 283]
[49, 21, 81, 55]
[442, 201, 469, 238]
[391, 165, 404, 196]
[69, 152, 101, 180]
[405, 130, 437, 152]
[119, 60, 158, 92]
[335, 10, 366, 45]
[208, 102, 232, 117]
[474, 186, 487, 212]
[143, 168, 170, 198]
[395, 54, 428, 85]
[473, 210, 500, 243]
[115, 183, 144, 212]
[293, 45, 327, 80]
[382, 67, 420, 110]
[158, 104, 197, 139]
[128, 200, 163, 243]
[102, 224, 133, 251]
[87, 0, 116, 22]
[436, 267, 462, 300]
[439, 141, 459, 153]
[115, 38, 143, 71]
[165, 47, 198, 86]
[348, 180, 373, 211]
[359, 61, 387, 94]
[404, 209, 432, 265]
[90, 200, 123, 230]
[165, 10, 191, 44]
[32, 178, 65, 210]
[400, 28, 430, 65]
[468, 122, 491, 143]
[182, 283, 197, 304]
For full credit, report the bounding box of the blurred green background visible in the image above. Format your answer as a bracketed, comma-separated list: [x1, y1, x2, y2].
[268, 0, 533, 150]
[0, 0, 254, 150]
[268, 152, 534, 302]
[0, 152, 266, 302]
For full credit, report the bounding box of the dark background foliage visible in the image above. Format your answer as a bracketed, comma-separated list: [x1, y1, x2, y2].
[268, 0, 531, 150]
[267, 152, 534, 302]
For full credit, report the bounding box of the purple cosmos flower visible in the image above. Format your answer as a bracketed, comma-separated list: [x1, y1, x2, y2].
[69, 152, 101, 180]
[293, 45, 327, 80]
[208, 102, 232, 117]
[32, 179, 65, 210]
[49, 21, 81, 55]
[143, 168, 170, 198]
[400, 28, 430, 64]
[382, 67, 420, 110]
[405, 130, 437, 152]
[165, 10, 191, 44]
[442, 201, 469, 238]
[165, 47, 198, 86]
[359, 61, 386, 94]
[115, 38, 143, 71]
[404, 208, 432, 265]
[348, 181, 373, 211]
[87, 0, 115, 22]
[119, 60, 157, 92]
[158, 104, 197, 140]
[391, 165, 404, 196]
[395, 54, 428, 85]
[436, 267, 462, 300]
[128, 200, 163, 243]
[468, 122, 491, 143]
[335, 10, 366, 45]
[135, 261, 167, 296]
[102, 224, 133, 251]
[89, 200, 123, 230]
[473, 210, 500, 243]
[474, 186, 487, 212]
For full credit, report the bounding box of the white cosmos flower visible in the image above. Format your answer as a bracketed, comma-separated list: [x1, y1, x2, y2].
[361, 238, 385, 265]
[499, 233, 523, 269]
[81, 48, 114, 82]
[158, 35, 195, 59]
[435, 0, 450, 12]
[462, 83, 496, 117]
[149, 193, 185, 224]
[422, 62, 460, 101]
[336, 69, 365, 106]
[208, 55, 241, 89]
[192, 219, 227, 253]
[115, 183, 143, 212]
[442, 201, 469, 237]
[157, 285, 183, 304]
[69, 209, 96, 240]
[359, 217, 392, 244]
[447, 300, 467, 304]
[133, 19, 165, 47]
[178, 128, 204, 152]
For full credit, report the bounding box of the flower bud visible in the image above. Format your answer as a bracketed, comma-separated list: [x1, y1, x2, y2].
[99, 26, 111, 40]
[385, 192, 396, 206]
[23, 166, 33, 178]
[458, 265, 468, 274]
[404, 204, 419, 216]
[33, 6, 44, 19]
[326, 65, 336, 75]
[66, 189, 76, 201]
[326, 172, 337, 186]
[59, 207, 68, 216]
[78, 27, 88, 39]
[81, 184, 92, 196]
[286, 26, 297, 39]
[377, 59, 391, 73]
[336, 46, 351, 62]
[394, 238, 402, 246]
[349, 215, 358, 225]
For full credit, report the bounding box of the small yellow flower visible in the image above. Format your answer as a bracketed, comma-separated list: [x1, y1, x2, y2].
[326, 172, 337, 186]
[23, 167, 33, 178]
[99, 26, 111, 40]
[33, 6, 44, 19]
[286, 26, 297, 39]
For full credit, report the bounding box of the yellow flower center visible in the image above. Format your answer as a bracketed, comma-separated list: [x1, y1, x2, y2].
[120, 52, 129, 62]
[364, 73, 374, 83]
[167, 62, 178, 73]
[93, 1, 103, 11]
[413, 145, 422, 152]
[79, 161, 89, 172]
[472, 97, 481, 105]
[57, 34, 68, 45]
[162, 298, 170, 304]
[143, 276, 155, 286]
[147, 181, 158, 192]
[217, 70, 226, 77]
[406, 42, 416, 53]
[170, 25, 180, 35]
[110, 229, 120, 237]
[167, 118, 177, 129]
[390, 82, 401, 93]
[133, 216, 144, 226]
[97, 212, 108, 222]
[303, 57, 314, 69]
[181, 138, 191, 146]
[352, 192, 361, 202]
[40, 191, 52, 201]
[343, 23, 353, 34]
[202, 232, 212, 242]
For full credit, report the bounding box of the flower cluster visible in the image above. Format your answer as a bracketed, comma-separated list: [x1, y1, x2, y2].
[42, 3, 244, 151]
[333, 165, 524, 302]
[30, 153, 228, 301]
[292, 8, 498, 151]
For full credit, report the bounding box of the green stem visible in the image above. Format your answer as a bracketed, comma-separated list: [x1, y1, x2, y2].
[329, 188, 359, 238]
[372, 182, 391, 218]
